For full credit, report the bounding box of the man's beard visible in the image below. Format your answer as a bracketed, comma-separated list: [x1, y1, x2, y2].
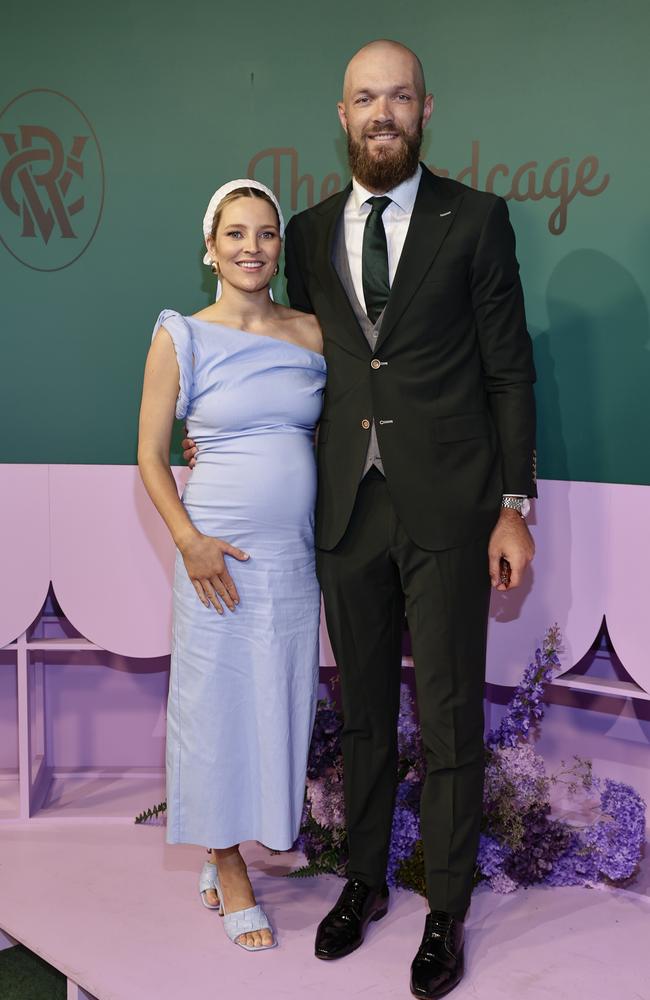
[347, 121, 423, 191]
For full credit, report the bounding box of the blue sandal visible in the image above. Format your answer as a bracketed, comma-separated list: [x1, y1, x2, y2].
[199, 860, 222, 910]
[212, 866, 277, 951]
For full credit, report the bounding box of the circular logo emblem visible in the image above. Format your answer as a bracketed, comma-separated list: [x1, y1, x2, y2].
[0, 89, 104, 271]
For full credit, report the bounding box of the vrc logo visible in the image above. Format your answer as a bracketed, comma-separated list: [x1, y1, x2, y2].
[0, 89, 104, 271]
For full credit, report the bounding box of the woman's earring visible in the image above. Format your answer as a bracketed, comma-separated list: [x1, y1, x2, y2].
[211, 260, 220, 277]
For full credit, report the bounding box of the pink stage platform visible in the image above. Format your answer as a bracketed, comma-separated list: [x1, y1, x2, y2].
[0, 820, 648, 1000]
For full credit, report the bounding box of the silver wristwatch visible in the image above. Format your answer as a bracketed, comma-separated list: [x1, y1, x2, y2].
[501, 496, 530, 518]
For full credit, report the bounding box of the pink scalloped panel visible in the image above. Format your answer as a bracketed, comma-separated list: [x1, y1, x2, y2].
[49, 465, 189, 658]
[0, 465, 51, 647]
[603, 483, 650, 694]
[8, 468, 642, 686]
[486, 480, 609, 686]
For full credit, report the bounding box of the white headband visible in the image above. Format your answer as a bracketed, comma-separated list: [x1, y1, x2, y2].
[202, 178, 285, 266]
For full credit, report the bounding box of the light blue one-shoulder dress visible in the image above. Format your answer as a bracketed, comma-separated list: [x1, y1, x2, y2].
[152, 309, 326, 850]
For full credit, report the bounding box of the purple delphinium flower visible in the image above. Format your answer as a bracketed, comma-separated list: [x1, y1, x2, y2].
[306, 698, 343, 779]
[484, 744, 548, 814]
[396, 776, 421, 812]
[296, 820, 330, 862]
[546, 779, 645, 887]
[489, 871, 519, 893]
[477, 834, 508, 877]
[398, 684, 422, 759]
[583, 780, 646, 882]
[476, 835, 518, 893]
[504, 806, 572, 886]
[306, 772, 346, 830]
[387, 805, 421, 886]
[486, 626, 562, 751]
[543, 832, 599, 887]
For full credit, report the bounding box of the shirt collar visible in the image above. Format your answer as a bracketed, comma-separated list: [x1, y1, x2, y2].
[350, 163, 422, 215]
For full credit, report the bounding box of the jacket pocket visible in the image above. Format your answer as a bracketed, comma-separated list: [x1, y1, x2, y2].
[433, 412, 491, 443]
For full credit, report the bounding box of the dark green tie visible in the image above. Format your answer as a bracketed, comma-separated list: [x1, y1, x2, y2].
[362, 196, 391, 324]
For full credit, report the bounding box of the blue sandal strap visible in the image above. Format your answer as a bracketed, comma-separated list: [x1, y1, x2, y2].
[224, 905, 274, 944]
[199, 861, 219, 894]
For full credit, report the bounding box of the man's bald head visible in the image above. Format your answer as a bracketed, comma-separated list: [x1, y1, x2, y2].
[337, 39, 432, 193]
[342, 39, 427, 105]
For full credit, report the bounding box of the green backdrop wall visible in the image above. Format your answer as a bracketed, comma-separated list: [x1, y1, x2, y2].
[2, 0, 649, 481]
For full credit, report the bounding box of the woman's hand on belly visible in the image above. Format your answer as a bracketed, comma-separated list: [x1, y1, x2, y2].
[179, 533, 250, 613]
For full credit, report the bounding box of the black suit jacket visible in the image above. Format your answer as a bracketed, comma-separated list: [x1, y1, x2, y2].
[284, 165, 537, 551]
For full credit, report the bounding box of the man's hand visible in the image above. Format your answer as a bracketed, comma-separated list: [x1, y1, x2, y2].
[181, 434, 198, 469]
[488, 508, 535, 591]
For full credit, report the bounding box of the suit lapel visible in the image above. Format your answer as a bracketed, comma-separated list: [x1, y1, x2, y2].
[375, 168, 463, 352]
[312, 183, 368, 346]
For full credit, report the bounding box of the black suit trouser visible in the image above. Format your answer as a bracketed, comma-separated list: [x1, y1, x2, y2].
[316, 468, 491, 921]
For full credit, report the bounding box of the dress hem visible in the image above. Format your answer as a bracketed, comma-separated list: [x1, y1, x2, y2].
[165, 831, 300, 852]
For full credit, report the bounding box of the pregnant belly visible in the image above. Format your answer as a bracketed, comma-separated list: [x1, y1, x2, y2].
[181, 432, 317, 536]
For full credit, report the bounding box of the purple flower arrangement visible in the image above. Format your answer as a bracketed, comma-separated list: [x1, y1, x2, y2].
[291, 625, 647, 894]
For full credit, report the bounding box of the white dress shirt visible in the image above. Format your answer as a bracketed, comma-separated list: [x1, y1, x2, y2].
[344, 165, 422, 313]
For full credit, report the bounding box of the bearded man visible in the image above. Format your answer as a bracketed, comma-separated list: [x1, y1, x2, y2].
[284, 39, 537, 998]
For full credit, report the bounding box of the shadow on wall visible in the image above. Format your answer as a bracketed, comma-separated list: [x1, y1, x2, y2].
[533, 249, 650, 486]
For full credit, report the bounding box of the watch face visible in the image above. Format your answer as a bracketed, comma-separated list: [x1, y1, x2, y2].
[521, 498, 531, 517]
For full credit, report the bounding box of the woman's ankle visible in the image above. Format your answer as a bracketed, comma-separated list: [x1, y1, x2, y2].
[212, 845, 244, 868]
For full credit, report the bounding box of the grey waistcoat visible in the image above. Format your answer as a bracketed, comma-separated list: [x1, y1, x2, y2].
[332, 220, 386, 477]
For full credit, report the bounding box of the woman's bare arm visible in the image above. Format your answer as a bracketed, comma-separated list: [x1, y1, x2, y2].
[137, 327, 199, 552]
[137, 327, 249, 613]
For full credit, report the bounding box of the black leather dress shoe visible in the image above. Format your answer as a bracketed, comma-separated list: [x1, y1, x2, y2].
[315, 878, 389, 960]
[410, 911, 464, 999]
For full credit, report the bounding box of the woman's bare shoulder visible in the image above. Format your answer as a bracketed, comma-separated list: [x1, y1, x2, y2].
[280, 306, 323, 354]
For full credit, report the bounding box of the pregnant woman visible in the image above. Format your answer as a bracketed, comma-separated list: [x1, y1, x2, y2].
[137, 180, 325, 951]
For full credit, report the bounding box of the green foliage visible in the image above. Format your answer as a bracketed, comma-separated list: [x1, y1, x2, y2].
[134, 800, 167, 824]
[395, 840, 427, 897]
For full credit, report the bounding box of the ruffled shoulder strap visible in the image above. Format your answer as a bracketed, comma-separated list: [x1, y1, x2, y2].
[152, 309, 194, 420]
